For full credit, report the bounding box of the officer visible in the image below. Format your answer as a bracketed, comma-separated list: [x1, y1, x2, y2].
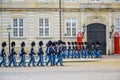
[28, 41, 36, 67]
[67, 42, 71, 58]
[56, 40, 64, 66]
[91, 42, 95, 58]
[46, 40, 52, 66]
[18, 42, 27, 67]
[37, 41, 45, 66]
[8, 41, 17, 67]
[0, 42, 7, 67]
[71, 42, 75, 58]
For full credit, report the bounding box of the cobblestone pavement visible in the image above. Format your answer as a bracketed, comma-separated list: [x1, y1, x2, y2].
[0, 55, 120, 80]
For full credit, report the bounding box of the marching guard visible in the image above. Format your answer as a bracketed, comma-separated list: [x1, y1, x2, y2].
[0, 42, 7, 67]
[51, 42, 56, 66]
[37, 41, 45, 66]
[62, 42, 67, 58]
[46, 40, 52, 66]
[8, 41, 17, 67]
[77, 42, 81, 58]
[95, 42, 101, 58]
[91, 42, 95, 58]
[28, 41, 36, 67]
[56, 40, 64, 66]
[67, 42, 71, 58]
[18, 42, 27, 67]
[71, 42, 75, 58]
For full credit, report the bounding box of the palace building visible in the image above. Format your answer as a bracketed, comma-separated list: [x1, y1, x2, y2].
[0, 0, 120, 55]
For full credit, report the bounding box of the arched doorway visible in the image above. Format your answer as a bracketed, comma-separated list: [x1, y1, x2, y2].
[87, 23, 106, 55]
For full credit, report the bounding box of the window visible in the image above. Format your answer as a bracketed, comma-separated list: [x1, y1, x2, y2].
[66, 0, 76, 2]
[65, 18, 77, 37]
[39, 18, 50, 37]
[12, 0, 24, 1]
[91, 0, 101, 2]
[38, 0, 49, 2]
[116, 18, 120, 27]
[12, 18, 25, 38]
[115, 0, 120, 2]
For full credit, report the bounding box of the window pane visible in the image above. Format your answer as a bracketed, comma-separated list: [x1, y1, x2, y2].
[39, 28, 43, 36]
[19, 28, 23, 37]
[72, 21, 76, 27]
[72, 28, 76, 36]
[66, 22, 71, 27]
[39, 19, 43, 27]
[13, 28, 18, 37]
[12, 0, 24, 1]
[13, 19, 18, 27]
[45, 19, 49, 27]
[116, 18, 120, 27]
[45, 28, 49, 36]
[19, 19, 23, 27]
[66, 28, 71, 36]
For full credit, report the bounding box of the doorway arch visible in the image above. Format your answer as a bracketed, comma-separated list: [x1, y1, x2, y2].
[87, 23, 106, 55]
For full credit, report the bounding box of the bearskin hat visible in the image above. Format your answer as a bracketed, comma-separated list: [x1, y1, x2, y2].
[91, 42, 95, 45]
[71, 42, 74, 45]
[21, 41, 25, 47]
[52, 42, 56, 46]
[39, 41, 43, 46]
[68, 42, 70, 45]
[31, 41, 35, 47]
[81, 42, 84, 45]
[57, 40, 62, 45]
[46, 43, 48, 47]
[2, 42, 6, 47]
[11, 41, 15, 47]
[54, 41, 57, 45]
[74, 42, 77, 45]
[48, 40, 52, 46]
[96, 42, 100, 45]
[64, 42, 66, 45]
[78, 42, 81, 45]
[58, 40, 62, 44]
[84, 42, 87, 45]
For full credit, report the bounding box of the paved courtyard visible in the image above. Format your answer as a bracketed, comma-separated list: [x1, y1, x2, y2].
[0, 55, 120, 80]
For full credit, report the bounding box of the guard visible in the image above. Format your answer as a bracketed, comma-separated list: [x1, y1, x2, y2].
[56, 40, 64, 66]
[37, 41, 45, 66]
[8, 41, 17, 67]
[18, 42, 27, 67]
[67, 42, 71, 58]
[28, 41, 36, 67]
[0, 42, 7, 67]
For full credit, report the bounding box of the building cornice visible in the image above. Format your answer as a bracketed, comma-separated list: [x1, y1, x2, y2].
[0, 8, 120, 12]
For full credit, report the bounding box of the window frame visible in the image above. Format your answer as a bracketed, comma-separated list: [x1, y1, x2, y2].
[65, 18, 77, 37]
[90, 0, 101, 3]
[12, 18, 25, 38]
[38, 0, 49, 2]
[65, 0, 77, 2]
[115, 0, 120, 2]
[38, 18, 50, 37]
[12, 0, 24, 1]
[116, 18, 120, 28]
